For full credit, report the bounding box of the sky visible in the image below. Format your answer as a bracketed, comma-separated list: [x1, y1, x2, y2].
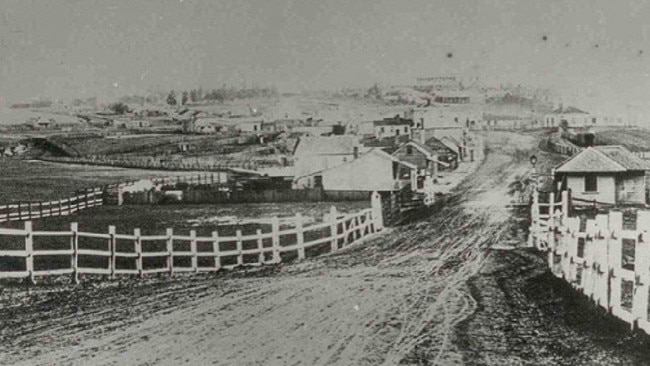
[1, 0, 650, 115]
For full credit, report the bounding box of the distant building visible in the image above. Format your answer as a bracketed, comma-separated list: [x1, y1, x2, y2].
[544, 105, 593, 128]
[373, 116, 413, 139]
[412, 107, 478, 133]
[294, 148, 416, 192]
[391, 140, 451, 191]
[235, 120, 262, 133]
[554, 145, 650, 205]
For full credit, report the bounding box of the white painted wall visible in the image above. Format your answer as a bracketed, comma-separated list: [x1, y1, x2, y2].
[567, 175, 616, 204]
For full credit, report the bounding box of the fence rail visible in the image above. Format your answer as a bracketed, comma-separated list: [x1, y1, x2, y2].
[0, 172, 231, 222]
[530, 189, 650, 334]
[0, 189, 104, 224]
[0, 193, 384, 283]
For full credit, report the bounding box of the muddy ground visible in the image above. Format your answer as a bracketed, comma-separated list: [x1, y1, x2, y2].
[1, 131, 648, 365]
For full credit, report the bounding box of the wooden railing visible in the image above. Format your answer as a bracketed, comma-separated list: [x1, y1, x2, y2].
[0, 188, 104, 224]
[0, 193, 384, 284]
[530, 190, 650, 334]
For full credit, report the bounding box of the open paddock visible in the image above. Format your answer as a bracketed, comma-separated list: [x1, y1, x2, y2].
[0, 159, 204, 203]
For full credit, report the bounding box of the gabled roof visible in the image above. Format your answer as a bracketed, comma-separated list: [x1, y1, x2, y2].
[555, 145, 650, 173]
[293, 135, 361, 156]
[296, 148, 416, 179]
[393, 140, 435, 158]
[425, 136, 459, 155]
[552, 106, 588, 114]
[393, 140, 451, 167]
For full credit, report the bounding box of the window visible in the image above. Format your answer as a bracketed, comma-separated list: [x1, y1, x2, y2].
[253, 124, 258, 131]
[406, 146, 413, 155]
[380, 127, 385, 133]
[404, 126, 408, 133]
[592, 117, 597, 124]
[584, 174, 598, 192]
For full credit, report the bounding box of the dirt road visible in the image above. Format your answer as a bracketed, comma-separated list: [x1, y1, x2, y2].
[1, 131, 636, 365]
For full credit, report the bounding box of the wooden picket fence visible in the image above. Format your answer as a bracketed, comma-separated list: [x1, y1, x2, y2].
[0, 193, 384, 284]
[530, 190, 650, 334]
[0, 188, 104, 224]
[0, 173, 230, 222]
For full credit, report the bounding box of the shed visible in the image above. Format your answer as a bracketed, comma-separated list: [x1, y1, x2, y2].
[554, 145, 650, 205]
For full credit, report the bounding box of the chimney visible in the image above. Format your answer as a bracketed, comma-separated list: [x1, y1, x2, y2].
[419, 130, 425, 144]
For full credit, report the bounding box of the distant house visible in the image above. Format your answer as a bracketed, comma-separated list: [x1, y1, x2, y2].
[412, 107, 479, 132]
[426, 136, 460, 170]
[554, 145, 649, 205]
[392, 140, 450, 191]
[293, 135, 366, 177]
[544, 105, 593, 128]
[294, 148, 417, 192]
[373, 117, 414, 139]
[235, 120, 262, 133]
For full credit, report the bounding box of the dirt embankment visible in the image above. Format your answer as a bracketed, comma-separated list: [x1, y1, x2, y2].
[2, 131, 645, 365]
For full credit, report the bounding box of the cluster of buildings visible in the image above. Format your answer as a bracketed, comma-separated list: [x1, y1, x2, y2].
[284, 108, 478, 197]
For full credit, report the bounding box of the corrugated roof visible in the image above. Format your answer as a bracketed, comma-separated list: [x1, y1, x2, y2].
[555, 145, 649, 173]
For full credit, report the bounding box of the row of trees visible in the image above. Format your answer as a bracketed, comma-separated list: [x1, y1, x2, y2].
[165, 87, 279, 106]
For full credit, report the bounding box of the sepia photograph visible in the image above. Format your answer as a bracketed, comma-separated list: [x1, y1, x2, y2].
[1, 0, 650, 364]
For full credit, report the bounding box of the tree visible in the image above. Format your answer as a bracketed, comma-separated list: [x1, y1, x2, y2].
[181, 91, 188, 106]
[108, 102, 129, 115]
[166, 91, 177, 106]
[189, 89, 198, 103]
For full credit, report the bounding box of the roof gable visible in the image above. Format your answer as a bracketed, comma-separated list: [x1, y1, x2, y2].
[555, 145, 648, 173]
[392, 140, 435, 158]
[425, 136, 458, 155]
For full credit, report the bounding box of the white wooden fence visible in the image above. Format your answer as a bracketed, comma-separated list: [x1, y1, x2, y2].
[530, 190, 650, 334]
[0, 188, 104, 224]
[0, 193, 384, 284]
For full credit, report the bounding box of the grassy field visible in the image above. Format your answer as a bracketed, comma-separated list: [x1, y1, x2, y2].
[0, 159, 203, 203]
[595, 128, 650, 151]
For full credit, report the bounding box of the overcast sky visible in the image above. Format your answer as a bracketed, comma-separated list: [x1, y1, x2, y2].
[1, 0, 649, 114]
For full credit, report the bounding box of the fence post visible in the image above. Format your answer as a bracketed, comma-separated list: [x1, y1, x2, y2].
[256, 229, 264, 265]
[271, 217, 281, 264]
[85, 188, 90, 208]
[608, 211, 623, 314]
[190, 230, 198, 272]
[109, 225, 116, 279]
[371, 191, 384, 231]
[134, 228, 143, 278]
[295, 213, 305, 260]
[166, 228, 174, 276]
[71, 222, 79, 284]
[329, 206, 338, 252]
[25, 221, 34, 284]
[212, 231, 221, 271]
[236, 229, 244, 266]
[634, 211, 650, 325]
[561, 190, 569, 219]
